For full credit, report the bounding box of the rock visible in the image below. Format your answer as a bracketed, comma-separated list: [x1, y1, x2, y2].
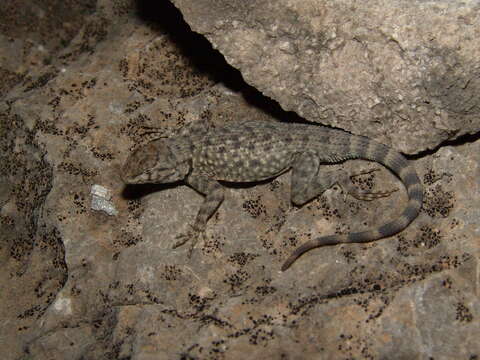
[0, 1, 478, 359]
[170, 0, 480, 154]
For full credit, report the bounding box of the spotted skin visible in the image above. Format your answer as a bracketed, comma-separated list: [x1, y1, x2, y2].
[122, 121, 423, 271]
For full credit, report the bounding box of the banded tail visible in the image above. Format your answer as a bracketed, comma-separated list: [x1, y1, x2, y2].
[281, 138, 423, 271]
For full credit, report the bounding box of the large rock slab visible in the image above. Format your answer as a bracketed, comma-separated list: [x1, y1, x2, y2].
[0, 1, 478, 359]
[170, 0, 480, 153]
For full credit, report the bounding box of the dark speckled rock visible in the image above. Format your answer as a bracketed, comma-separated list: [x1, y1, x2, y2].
[0, 1, 478, 359]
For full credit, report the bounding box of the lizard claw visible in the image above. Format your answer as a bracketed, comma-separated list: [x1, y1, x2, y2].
[172, 234, 190, 249]
[172, 225, 206, 257]
[349, 168, 380, 178]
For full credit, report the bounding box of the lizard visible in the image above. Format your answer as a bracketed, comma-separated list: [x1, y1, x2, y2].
[121, 120, 423, 271]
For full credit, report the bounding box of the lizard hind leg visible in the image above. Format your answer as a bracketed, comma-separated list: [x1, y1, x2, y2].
[291, 156, 373, 205]
[340, 168, 398, 201]
[290, 151, 324, 206]
[290, 153, 395, 205]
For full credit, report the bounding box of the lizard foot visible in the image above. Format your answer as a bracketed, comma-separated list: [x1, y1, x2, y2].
[348, 187, 398, 201]
[342, 168, 398, 201]
[172, 226, 206, 257]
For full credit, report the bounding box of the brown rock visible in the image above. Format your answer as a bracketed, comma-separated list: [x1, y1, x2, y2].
[170, 0, 480, 154]
[0, 1, 478, 359]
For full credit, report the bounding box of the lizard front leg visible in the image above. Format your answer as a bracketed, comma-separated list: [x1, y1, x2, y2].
[173, 173, 224, 256]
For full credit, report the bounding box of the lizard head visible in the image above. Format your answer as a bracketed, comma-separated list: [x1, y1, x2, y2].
[121, 139, 190, 184]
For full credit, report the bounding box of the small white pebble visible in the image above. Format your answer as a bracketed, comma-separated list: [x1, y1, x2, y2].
[90, 184, 118, 216]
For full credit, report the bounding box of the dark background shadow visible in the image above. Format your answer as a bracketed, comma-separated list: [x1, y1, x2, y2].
[135, 0, 304, 124]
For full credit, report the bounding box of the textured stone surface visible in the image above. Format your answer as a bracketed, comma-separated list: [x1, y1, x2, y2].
[0, 1, 478, 359]
[170, 0, 480, 154]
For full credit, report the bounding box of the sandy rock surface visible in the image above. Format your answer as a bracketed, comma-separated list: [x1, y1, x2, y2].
[0, 1, 478, 359]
